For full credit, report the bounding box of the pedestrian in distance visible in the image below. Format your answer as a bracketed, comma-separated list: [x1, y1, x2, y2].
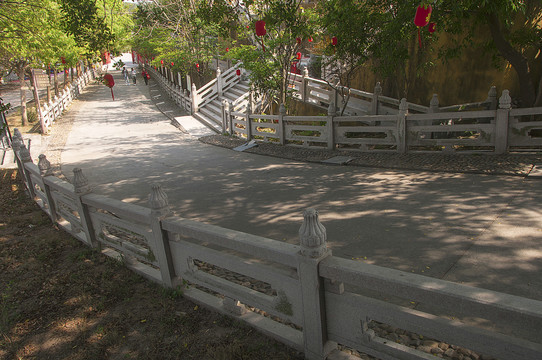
[142, 69, 149, 85]
[123, 67, 130, 85]
[131, 68, 137, 85]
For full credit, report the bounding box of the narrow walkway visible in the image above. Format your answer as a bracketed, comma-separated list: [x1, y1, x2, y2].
[35, 57, 541, 316]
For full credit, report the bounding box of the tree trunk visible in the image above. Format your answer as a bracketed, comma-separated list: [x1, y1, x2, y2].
[488, 13, 536, 107]
[18, 66, 28, 127]
[54, 68, 59, 95]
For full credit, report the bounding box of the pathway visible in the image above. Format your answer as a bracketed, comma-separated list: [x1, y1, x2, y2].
[45, 57, 542, 315]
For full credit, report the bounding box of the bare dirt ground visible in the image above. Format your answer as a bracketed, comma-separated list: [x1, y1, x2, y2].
[0, 169, 304, 360]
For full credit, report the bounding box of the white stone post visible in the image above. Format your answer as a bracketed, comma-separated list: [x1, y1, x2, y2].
[19, 143, 35, 198]
[177, 72, 182, 90]
[216, 68, 223, 99]
[72, 168, 98, 248]
[371, 82, 382, 115]
[228, 100, 234, 135]
[245, 93, 252, 140]
[327, 102, 335, 150]
[191, 83, 198, 114]
[186, 74, 192, 94]
[429, 94, 439, 113]
[487, 86, 498, 110]
[183, 89, 189, 111]
[148, 184, 177, 288]
[495, 90, 511, 154]
[297, 208, 336, 360]
[38, 154, 58, 222]
[222, 100, 228, 134]
[397, 98, 408, 153]
[301, 68, 309, 102]
[279, 103, 286, 145]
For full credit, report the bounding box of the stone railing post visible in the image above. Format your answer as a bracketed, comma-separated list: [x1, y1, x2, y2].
[487, 86, 498, 110]
[429, 94, 439, 113]
[245, 93, 252, 140]
[38, 154, 58, 223]
[371, 82, 382, 115]
[327, 102, 336, 150]
[301, 67, 309, 102]
[279, 103, 286, 145]
[397, 98, 408, 153]
[73, 168, 97, 248]
[222, 100, 228, 134]
[495, 90, 511, 154]
[148, 184, 177, 288]
[297, 208, 337, 360]
[216, 68, 223, 99]
[228, 100, 234, 136]
[19, 143, 35, 197]
[191, 83, 198, 114]
[183, 89, 189, 111]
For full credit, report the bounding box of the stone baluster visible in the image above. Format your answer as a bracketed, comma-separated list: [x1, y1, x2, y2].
[279, 103, 286, 145]
[191, 83, 198, 114]
[429, 94, 439, 113]
[495, 90, 512, 154]
[487, 86, 498, 110]
[148, 184, 176, 287]
[371, 82, 382, 115]
[397, 98, 408, 154]
[297, 208, 336, 359]
[38, 154, 58, 221]
[327, 101, 336, 150]
[216, 68, 223, 99]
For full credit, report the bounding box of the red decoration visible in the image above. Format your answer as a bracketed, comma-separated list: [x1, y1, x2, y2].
[61, 57, 66, 64]
[226, 47, 229, 52]
[414, 5, 432, 48]
[171, 62, 174, 66]
[308, 37, 313, 43]
[332, 36, 338, 46]
[236, 69, 241, 76]
[255, 20, 266, 52]
[103, 73, 115, 100]
[428, 22, 436, 35]
[160, 60, 164, 65]
[296, 37, 301, 44]
[296, 52, 302, 60]
[196, 63, 200, 69]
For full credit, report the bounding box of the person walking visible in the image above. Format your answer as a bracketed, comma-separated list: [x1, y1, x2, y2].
[123, 67, 130, 85]
[142, 69, 149, 85]
[131, 68, 137, 85]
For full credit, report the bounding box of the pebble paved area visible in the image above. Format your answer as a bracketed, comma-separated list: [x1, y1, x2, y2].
[200, 135, 541, 177]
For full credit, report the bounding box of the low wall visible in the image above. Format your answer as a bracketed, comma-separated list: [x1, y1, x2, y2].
[39, 68, 99, 133]
[10, 131, 542, 360]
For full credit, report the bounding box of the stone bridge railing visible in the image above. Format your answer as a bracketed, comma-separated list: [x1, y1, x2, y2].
[11, 129, 542, 360]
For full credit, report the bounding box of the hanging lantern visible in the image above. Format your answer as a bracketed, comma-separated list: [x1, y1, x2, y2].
[414, 4, 432, 48]
[428, 22, 436, 37]
[103, 73, 115, 101]
[160, 60, 164, 65]
[296, 52, 302, 60]
[171, 62, 174, 66]
[296, 37, 301, 44]
[226, 47, 229, 52]
[255, 20, 266, 52]
[331, 36, 338, 54]
[236, 69, 241, 76]
[308, 37, 313, 43]
[61, 57, 66, 64]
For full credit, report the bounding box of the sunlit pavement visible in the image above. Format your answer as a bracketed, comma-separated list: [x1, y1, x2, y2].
[56, 55, 542, 306]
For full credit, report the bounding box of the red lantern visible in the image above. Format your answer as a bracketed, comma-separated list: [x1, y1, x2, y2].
[226, 47, 229, 52]
[308, 37, 313, 43]
[255, 20, 266, 52]
[331, 36, 338, 46]
[103, 73, 115, 100]
[296, 37, 301, 44]
[160, 59, 164, 65]
[296, 52, 301, 60]
[196, 63, 200, 71]
[414, 5, 432, 48]
[428, 22, 436, 36]
[61, 56, 66, 64]
[171, 62, 174, 66]
[236, 69, 241, 76]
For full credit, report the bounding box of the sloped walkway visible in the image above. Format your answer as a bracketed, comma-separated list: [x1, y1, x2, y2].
[31, 57, 541, 327]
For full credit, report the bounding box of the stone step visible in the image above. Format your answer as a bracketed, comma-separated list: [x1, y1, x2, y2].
[192, 112, 221, 133]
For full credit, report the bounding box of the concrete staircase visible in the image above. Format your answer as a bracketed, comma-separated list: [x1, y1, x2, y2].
[193, 81, 250, 133]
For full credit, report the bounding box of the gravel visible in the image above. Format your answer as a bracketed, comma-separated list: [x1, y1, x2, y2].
[199, 134, 542, 176]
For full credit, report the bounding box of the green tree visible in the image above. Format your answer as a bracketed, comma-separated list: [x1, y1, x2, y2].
[228, 0, 318, 111]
